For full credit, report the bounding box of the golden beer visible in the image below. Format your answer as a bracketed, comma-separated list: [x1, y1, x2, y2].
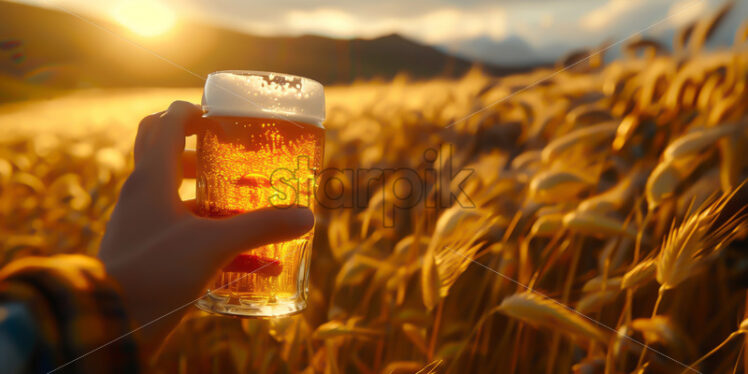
[195, 71, 325, 317]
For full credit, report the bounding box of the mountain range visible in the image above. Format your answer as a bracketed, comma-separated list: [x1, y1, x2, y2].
[440, 36, 551, 66]
[0, 1, 543, 101]
[440, 1, 745, 68]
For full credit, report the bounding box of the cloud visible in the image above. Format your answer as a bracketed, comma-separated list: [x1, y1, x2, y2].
[242, 6, 508, 44]
[578, 0, 731, 40]
[283, 8, 360, 37]
[667, 0, 709, 27]
[580, 0, 647, 31]
[539, 13, 554, 29]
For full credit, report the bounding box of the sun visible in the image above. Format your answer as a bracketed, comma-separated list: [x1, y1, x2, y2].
[113, 1, 176, 37]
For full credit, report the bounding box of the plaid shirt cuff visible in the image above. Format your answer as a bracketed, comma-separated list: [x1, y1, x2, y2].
[0, 255, 141, 373]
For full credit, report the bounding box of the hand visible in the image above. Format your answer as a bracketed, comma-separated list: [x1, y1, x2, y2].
[98, 101, 314, 355]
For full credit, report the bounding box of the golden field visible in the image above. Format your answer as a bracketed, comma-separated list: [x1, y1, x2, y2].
[2, 13, 748, 374]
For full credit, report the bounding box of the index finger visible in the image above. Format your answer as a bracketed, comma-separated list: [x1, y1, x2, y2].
[153, 101, 204, 157]
[133, 101, 211, 193]
[134, 101, 202, 167]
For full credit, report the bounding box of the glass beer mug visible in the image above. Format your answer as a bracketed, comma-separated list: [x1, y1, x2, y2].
[195, 71, 325, 317]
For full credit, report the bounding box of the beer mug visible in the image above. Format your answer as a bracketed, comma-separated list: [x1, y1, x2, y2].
[195, 71, 325, 317]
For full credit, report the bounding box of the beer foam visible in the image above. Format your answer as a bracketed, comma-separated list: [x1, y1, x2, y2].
[202, 71, 325, 127]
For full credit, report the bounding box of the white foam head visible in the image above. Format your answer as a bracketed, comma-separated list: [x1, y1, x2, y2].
[202, 70, 325, 128]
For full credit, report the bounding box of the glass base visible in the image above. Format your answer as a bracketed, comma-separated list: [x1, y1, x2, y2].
[195, 291, 307, 318]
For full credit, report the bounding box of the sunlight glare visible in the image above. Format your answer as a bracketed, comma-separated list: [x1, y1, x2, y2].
[113, 0, 176, 37]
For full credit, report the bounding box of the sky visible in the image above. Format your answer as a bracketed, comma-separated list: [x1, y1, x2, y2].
[11, 0, 748, 64]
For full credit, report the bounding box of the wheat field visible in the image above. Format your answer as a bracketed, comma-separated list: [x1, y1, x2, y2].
[1, 10, 748, 374]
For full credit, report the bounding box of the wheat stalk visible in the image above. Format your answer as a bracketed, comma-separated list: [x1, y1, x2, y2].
[495, 292, 609, 343]
[656, 189, 747, 290]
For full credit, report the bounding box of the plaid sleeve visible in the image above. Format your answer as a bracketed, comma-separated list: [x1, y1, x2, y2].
[0, 255, 141, 373]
